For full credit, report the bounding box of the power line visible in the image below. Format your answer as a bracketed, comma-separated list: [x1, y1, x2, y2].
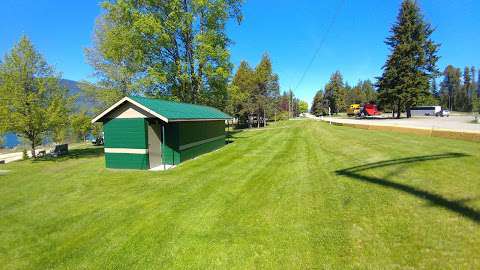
[294, 0, 346, 92]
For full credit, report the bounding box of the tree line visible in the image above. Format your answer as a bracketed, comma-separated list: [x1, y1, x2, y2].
[227, 54, 306, 128]
[311, 65, 480, 116]
[0, 0, 310, 156]
[311, 72, 377, 116]
[312, 0, 479, 117]
[438, 65, 480, 113]
[82, 0, 307, 125]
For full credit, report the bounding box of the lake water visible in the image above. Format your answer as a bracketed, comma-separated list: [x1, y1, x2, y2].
[3, 133, 20, 148]
[2, 133, 94, 149]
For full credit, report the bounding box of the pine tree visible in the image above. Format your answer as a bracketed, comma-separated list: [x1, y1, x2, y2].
[474, 67, 480, 113]
[377, 0, 440, 118]
[431, 79, 439, 99]
[324, 71, 345, 114]
[476, 67, 480, 97]
[228, 61, 256, 126]
[343, 82, 353, 108]
[462, 66, 473, 111]
[311, 90, 330, 116]
[440, 65, 461, 111]
[472, 66, 477, 95]
[254, 53, 280, 127]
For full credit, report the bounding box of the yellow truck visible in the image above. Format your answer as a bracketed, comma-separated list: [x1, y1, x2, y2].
[347, 104, 361, 117]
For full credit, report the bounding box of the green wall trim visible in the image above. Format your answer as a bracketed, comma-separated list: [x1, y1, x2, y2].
[178, 121, 225, 145]
[162, 123, 180, 165]
[105, 153, 149, 170]
[179, 135, 225, 150]
[104, 118, 148, 149]
[179, 137, 225, 162]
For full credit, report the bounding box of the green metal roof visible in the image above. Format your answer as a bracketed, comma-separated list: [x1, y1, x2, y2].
[129, 96, 232, 121]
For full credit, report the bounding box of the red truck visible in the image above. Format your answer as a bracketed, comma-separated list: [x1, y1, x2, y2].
[361, 103, 381, 117]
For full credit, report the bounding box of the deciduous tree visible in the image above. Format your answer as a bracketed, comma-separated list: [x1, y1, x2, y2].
[298, 100, 309, 113]
[0, 36, 69, 157]
[86, 0, 243, 110]
[72, 111, 93, 142]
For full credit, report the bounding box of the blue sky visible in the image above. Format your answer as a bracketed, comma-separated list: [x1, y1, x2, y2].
[1, 0, 479, 105]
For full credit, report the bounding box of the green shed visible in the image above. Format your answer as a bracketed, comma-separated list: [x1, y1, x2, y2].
[91, 96, 232, 170]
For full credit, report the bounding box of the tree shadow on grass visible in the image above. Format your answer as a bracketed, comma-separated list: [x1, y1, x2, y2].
[33, 147, 104, 162]
[335, 153, 480, 224]
[226, 129, 247, 144]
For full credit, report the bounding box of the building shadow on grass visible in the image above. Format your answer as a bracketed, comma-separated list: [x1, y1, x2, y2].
[33, 147, 104, 162]
[335, 153, 480, 224]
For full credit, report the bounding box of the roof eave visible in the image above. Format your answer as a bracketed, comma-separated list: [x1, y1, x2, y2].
[169, 117, 233, 122]
[91, 97, 170, 123]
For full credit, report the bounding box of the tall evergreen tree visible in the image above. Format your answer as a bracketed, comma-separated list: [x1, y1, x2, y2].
[474, 67, 480, 113]
[464, 67, 472, 95]
[228, 61, 256, 126]
[342, 82, 353, 108]
[0, 36, 70, 157]
[359, 80, 377, 103]
[311, 90, 329, 116]
[349, 83, 363, 104]
[254, 53, 280, 127]
[377, 0, 440, 118]
[228, 55, 280, 127]
[459, 66, 473, 111]
[324, 71, 345, 113]
[472, 66, 477, 96]
[477, 67, 480, 97]
[440, 65, 462, 111]
[431, 78, 439, 99]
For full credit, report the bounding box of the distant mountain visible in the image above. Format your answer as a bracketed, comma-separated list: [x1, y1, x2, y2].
[59, 79, 94, 110]
[60, 79, 82, 96]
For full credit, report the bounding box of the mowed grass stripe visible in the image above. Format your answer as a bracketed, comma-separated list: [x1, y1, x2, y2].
[0, 120, 479, 269]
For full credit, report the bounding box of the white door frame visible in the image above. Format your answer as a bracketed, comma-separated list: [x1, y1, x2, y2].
[147, 120, 162, 169]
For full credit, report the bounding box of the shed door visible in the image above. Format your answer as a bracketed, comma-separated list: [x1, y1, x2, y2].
[148, 121, 162, 168]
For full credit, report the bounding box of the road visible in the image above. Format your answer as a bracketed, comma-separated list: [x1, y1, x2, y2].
[317, 115, 480, 133]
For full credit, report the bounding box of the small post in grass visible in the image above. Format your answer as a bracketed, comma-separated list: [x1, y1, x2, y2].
[227, 120, 230, 144]
[328, 107, 332, 125]
[162, 125, 166, 171]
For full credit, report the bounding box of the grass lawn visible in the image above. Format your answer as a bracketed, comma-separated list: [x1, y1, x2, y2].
[1, 120, 479, 269]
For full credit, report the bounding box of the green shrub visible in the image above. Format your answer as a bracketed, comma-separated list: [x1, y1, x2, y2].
[22, 149, 29, 160]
